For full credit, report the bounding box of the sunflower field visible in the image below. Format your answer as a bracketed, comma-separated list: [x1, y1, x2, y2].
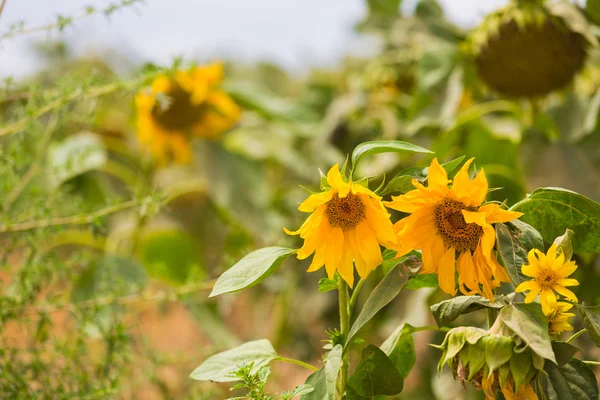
[2, 0, 600, 399]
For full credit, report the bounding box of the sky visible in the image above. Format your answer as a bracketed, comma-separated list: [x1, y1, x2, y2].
[0, 0, 509, 78]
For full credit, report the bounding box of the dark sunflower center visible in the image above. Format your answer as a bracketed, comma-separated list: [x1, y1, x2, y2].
[326, 193, 365, 231]
[434, 198, 483, 253]
[537, 269, 558, 290]
[151, 84, 207, 131]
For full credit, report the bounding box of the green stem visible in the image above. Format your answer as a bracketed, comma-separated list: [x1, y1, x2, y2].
[275, 357, 319, 372]
[348, 278, 365, 312]
[566, 329, 587, 343]
[411, 325, 451, 333]
[337, 278, 350, 400]
[583, 361, 600, 367]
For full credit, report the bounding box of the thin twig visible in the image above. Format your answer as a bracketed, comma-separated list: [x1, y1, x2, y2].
[0, 196, 157, 233]
[0, 0, 7, 21]
[3, 112, 60, 211]
[19, 280, 216, 315]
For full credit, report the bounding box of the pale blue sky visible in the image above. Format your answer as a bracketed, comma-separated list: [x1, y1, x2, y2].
[0, 0, 509, 78]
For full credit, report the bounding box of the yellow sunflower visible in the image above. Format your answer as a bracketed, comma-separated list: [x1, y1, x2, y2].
[547, 302, 575, 337]
[515, 244, 579, 316]
[385, 158, 522, 299]
[135, 63, 241, 164]
[285, 165, 397, 288]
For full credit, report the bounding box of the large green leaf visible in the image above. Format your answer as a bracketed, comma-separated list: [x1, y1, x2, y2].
[351, 141, 432, 173]
[551, 341, 581, 367]
[346, 345, 404, 399]
[48, 133, 107, 188]
[380, 323, 416, 378]
[577, 304, 600, 347]
[500, 303, 555, 363]
[347, 256, 421, 345]
[495, 220, 544, 286]
[430, 295, 513, 326]
[210, 247, 296, 297]
[189, 339, 278, 382]
[301, 345, 343, 400]
[536, 359, 599, 400]
[405, 274, 438, 290]
[511, 188, 600, 254]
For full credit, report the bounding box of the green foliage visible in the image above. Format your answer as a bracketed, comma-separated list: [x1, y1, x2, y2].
[500, 303, 555, 363]
[430, 295, 513, 326]
[380, 323, 416, 378]
[495, 220, 544, 286]
[577, 304, 600, 347]
[350, 140, 432, 175]
[346, 345, 404, 399]
[536, 359, 599, 400]
[227, 363, 314, 400]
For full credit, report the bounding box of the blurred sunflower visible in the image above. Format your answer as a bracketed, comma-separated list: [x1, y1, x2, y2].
[547, 302, 575, 337]
[515, 244, 578, 315]
[386, 158, 522, 299]
[135, 63, 241, 164]
[285, 165, 396, 288]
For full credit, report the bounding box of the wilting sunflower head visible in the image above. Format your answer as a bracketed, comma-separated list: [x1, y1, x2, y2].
[436, 326, 541, 400]
[469, 0, 589, 98]
[546, 301, 575, 337]
[515, 244, 579, 316]
[135, 63, 241, 164]
[385, 158, 522, 299]
[285, 165, 397, 287]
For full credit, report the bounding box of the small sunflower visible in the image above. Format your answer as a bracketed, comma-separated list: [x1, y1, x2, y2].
[515, 244, 578, 315]
[547, 302, 575, 337]
[135, 63, 241, 164]
[385, 158, 522, 299]
[285, 165, 397, 288]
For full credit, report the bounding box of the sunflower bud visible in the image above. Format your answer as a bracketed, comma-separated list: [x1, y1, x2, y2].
[436, 326, 542, 399]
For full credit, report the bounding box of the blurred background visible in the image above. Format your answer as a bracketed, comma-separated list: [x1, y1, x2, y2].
[1, 0, 599, 399]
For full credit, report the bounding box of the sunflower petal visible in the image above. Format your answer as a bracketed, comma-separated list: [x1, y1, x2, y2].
[427, 158, 450, 189]
[438, 246, 457, 295]
[478, 203, 523, 224]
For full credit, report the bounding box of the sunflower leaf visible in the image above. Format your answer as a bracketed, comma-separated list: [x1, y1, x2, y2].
[210, 247, 297, 297]
[350, 140, 433, 175]
[510, 188, 600, 254]
[347, 255, 421, 345]
[576, 304, 600, 348]
[346, 345, 404, 399]
[534, 358, 599, 400]
[300, 345, 342, 400]
[553, 229, 574, 262]
[189, 339, 278, 382]
[430, 294, 514, 327]
[380, 323, 417, 378]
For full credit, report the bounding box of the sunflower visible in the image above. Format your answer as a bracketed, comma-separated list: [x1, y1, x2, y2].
[515, 244, 578, 316]
[285, 165, 397, 287]
[135, 63, 241, 164]
[385, 158, 522, 299]
[547, 302, 575, 337]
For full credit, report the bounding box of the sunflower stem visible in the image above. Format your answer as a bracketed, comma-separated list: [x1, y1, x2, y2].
[566, 329, 587, 343]
[337, 278, 350, 400]
[583, 361, 600, 367]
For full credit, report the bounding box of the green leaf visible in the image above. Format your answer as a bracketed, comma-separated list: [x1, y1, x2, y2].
[325, 345, 343, 400]
[577, 304, 600, 347]
[536, 359, 599, 400]
[500, 303, 556, 364]
[405, 273, 438, 289]
[430, 295, 513, 326]
[301, 369, 326, 400]
[551, 342, 581, 366]
[189, 339, 278, 382]
[346, 345, 404, 399]
[351, 140, 432, 173]
[139, 230, 205, 285]
[318, 277, 338, 293]
[495, 220, 544, 286]
[210, 247, 297, 297]
[586, 0, 600, 25]
[553, 229, 574, 262]
[48, 133, 107, 188]
[347, 255, 421, 345]
[511, 188, 600, 254]
[380, 323, 416, 378]
[291, 384, 315, 398]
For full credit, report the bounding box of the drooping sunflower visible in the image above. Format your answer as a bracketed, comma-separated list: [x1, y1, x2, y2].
[285, 165, 397, 288]
[515, 244, 578, 315]
[547, 302, 575, 337]
[469, 0, 593, 98]
[385, 158, 522, 299]
[135, 63, 241, 164]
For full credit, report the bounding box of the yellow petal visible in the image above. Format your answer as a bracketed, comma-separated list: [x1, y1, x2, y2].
[337, 245, 355, 288]
[478, 203, 523, 224]
[546, 244, 558, 263]
[438, 246, 456, 295]
[327, 164, 349, 197]
[556, 278, 579, 287]
[324, 227, 344, 279]
[298, 191, 333, 213]
[554, 286, 578, 302]
[462, 210, 487, 227]
[555, 261, 577, 278]
[524, 285, 541, 304]
[427, 158, 450, 189]
[307, 247, 326, 272]
[515, 280, 538, 294]
[362, 196, 397, 246]
[451, 158, 474, 199]
[347, 230, 368, 279]
[468, 167, 488, 207]
[355, 222, 383, 272]
[457, 251, 478, 293]
[540, 289, 557, 316]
